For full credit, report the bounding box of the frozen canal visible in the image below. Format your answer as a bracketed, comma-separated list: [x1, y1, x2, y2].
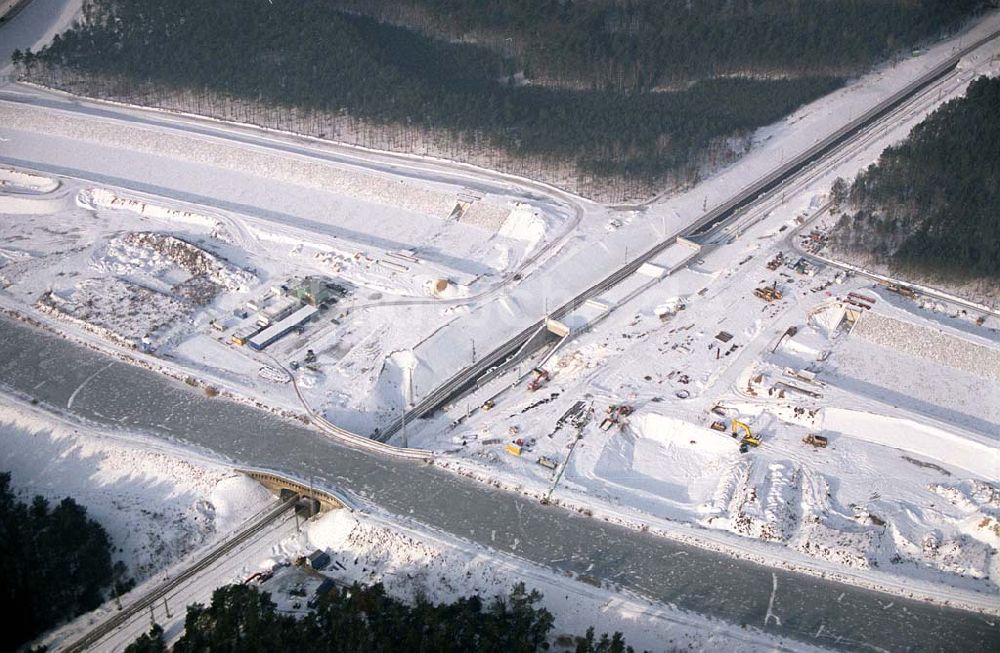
[0, 318, 996, 651]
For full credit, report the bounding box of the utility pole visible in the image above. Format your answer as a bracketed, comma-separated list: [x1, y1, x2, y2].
[163, 597, 172, 619]
[471, 338, 476, 364]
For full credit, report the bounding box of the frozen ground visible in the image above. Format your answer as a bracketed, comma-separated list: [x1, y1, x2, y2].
[0, 395, 273, 581]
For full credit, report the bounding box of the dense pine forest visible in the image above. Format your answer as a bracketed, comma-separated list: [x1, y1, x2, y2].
[346, 0, 986, 90]
[125, 582, 633, 653]
[830, 76, 1000, 283]
[0, 472, 128, 651]
[14, 1, 986, 200]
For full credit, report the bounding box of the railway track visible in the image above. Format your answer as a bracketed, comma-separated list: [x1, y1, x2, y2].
[375, 28, 1000, 442]
[60, 494, 299, 653]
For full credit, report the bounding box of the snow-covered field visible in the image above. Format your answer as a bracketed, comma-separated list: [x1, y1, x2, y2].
[0, 396, 273, 581]
[1, 0, 999, 628]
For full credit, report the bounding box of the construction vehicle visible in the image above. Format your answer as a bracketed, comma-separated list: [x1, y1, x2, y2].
[793, 258, 817, 276]
[884, 282, 917, 299]
[710, 420, 727, 432]
[538, 456, 559, 470]
[766, 252, 785, 271]
[771, 325, 798, 353]
[527, 367, 551, 392]
[599, 404, 633, 431]
[802, 434, 828, 448]
[754, 283, 783, 302]
[847, 292, 877, 306]
[732, 419, 761, 447]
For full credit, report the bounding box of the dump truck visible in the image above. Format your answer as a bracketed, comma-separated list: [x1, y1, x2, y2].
[538, 456, 559, 470]
[754, 283, 783, 302]
[802, 434, 828, 448]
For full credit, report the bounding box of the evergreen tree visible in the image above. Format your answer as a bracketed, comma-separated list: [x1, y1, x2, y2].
[832, 76, 1000, 280]
[0, 472, 120, 651]
[125, 624, 168, 653]
[139, 581, 622, 652]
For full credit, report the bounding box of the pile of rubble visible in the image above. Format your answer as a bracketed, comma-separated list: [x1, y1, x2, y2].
[121, 232, 254, 292]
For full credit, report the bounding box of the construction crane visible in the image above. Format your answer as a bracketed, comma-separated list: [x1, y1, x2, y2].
[771, 325, 798, 353]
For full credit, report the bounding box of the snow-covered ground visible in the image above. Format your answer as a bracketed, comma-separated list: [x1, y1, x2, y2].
[0, 395, 273, 582]
[247, 508, 820, 653]
[0, 161, 566, 431]
[1, 0, 998, 626]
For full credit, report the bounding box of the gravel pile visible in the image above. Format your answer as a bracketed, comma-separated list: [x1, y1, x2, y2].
[853, 312, 1000, 381]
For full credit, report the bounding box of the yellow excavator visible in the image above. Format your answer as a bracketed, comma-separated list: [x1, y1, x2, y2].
[732, 419, 761, 448]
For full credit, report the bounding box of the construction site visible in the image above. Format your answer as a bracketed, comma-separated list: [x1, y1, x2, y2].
[412, 191, 1000, 599]
[2, 10, 1000, 648]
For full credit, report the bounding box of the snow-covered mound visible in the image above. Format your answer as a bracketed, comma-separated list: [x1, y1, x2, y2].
[78, 187, 221, 230]
[0, 166, 60, 193]
[822, 408, 997, 479]
[631, 413, 735, 455]
[95, 231, 255, 293]
[499, 203, 546, 248]
[853, 311, 1000, 381]
[589, 413, 737, 507]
